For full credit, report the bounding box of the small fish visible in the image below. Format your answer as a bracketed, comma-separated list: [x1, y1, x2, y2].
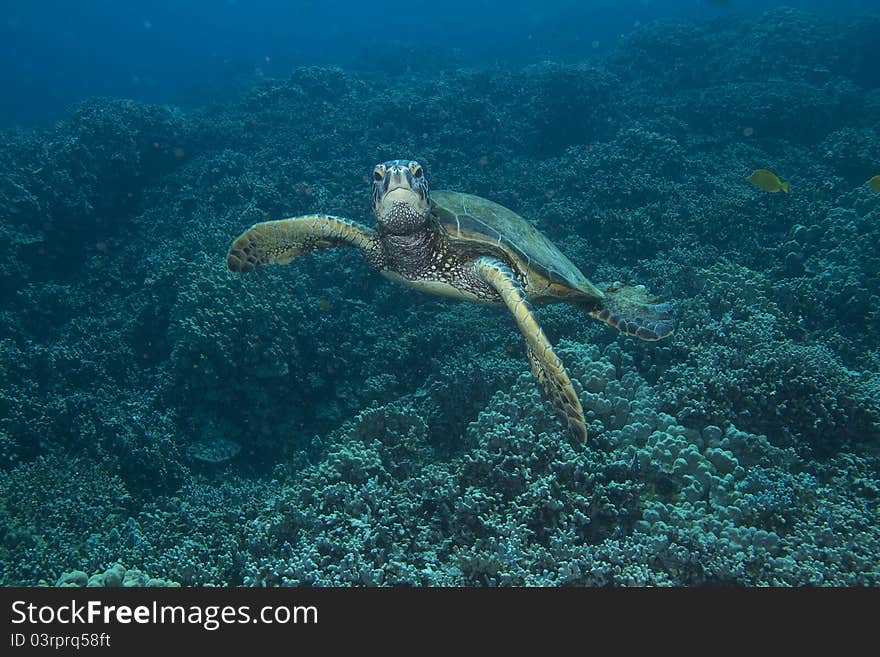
[867, 175, 880, 193]
[747, 169, 790, 193]
[318, 299, 333, 312]
[630, 454, 640, 480]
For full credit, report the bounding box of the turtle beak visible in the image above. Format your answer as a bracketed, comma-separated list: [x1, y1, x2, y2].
[385, 166, 416, 193]
[375, 163, 428, 208]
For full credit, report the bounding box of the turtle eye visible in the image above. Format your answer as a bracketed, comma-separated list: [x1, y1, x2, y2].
[411, 165, 423, 179]
[373, 167, 385, 181]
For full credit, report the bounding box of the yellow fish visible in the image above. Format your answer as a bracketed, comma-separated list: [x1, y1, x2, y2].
[747, 169, 790, 193]
[867, 175, 880, 193]
[318, 299, 333, 312]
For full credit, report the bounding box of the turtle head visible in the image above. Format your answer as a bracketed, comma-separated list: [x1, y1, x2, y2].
[371, 159, 431, 234]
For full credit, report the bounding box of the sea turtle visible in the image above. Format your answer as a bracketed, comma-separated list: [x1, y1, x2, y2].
[227, 159, 673, 443]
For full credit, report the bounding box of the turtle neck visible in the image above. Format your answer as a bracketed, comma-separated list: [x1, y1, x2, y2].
[379, 228, 439, 278]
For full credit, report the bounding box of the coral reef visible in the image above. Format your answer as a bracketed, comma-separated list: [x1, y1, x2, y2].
[238, 344, 878, 586]
[56, 564, 179, 588]
[0, 8, 877, 586]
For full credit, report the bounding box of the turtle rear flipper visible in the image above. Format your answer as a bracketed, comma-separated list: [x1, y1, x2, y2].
[590, 283, 674, 341]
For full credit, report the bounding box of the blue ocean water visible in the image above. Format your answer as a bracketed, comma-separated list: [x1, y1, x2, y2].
[0, 1, 878, 586]
[2, 0, 876, 128]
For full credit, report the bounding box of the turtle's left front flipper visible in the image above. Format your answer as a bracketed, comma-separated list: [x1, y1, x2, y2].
[227, 215, 378, 273]
[474, 256, 587, 444]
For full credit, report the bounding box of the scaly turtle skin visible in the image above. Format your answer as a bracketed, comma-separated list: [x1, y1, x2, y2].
[227, 159, 673, 443]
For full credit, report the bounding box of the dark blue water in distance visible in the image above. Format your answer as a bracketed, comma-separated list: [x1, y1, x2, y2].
[0, 0, 878, 587]
[2, 0, 875, 127]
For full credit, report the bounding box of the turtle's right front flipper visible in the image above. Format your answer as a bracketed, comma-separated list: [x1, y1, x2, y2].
[227, 215, 379, 273]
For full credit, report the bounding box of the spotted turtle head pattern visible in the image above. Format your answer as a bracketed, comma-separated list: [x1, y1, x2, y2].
[371, 159, 431, 235]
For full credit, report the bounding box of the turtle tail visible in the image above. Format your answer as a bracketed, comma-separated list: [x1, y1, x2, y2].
[588, 282, 674, 341]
